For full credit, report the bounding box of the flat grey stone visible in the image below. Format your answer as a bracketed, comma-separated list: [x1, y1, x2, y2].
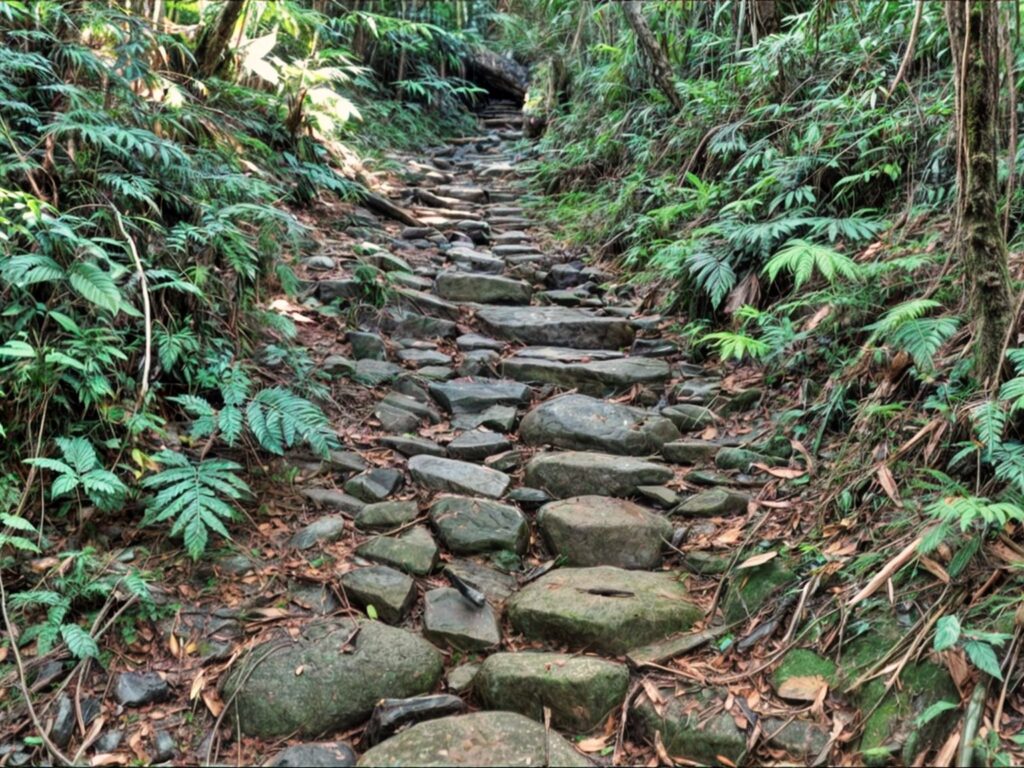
[345, 468, 403, 502]
[447, 431, 511, 461]
[538, 496, 671, 569]
[508, 566, 700, 655]
[327, 451, 367, 473]
[674, 488, 751, 517]
[525, 451, 673, 498]
[269, 742, 357, 767]
[354, 359, 403, 386]
[476, 305, 634, 349]
[452, 405, 518, 432]
[408, 455, 511, 498]
[224, 619, 441, 738]
[348, 332, 387, 361]
[434, 272, 532, 304]
[304, 255, 337, 272]
[715, 446, 778, 471]
[456, 333, 505, 351]
[356, 526, 439, 575]
[447, 558, 518, 602]
[356, 501, 419, 531]
[476, 652, 629, 732]
[341, 566, 416, 624]
[397, 348, 452, 367]
[114, 672, 170, 707]
[380, 392, 441, 423]
[448, 247, 505, 275]
[323, 355, 356, 377]
[392, 311, 457, 339]
[519, 394, 680, 455]
[501, 355, 668, 396]
[374, 404, 419, 433]
[429, 496, 528, 554]
[457, 349, 500, 377]
[291, 516, 347, 549]
[636, 485, 684, 508]
[380, 435, 446, 457]
[446, 663, 480, 694]
[356, 712, 588, 767]
[662, 404, 720, 431]
[512, 347, 623, 362]
[663, 441, 719, 464]
[429, 378, 531, 414]
[423, 588, 501, 650]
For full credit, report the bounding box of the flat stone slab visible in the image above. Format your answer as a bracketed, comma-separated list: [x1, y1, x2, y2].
[537, 496, 670, 569]
[525, 451, 673, 498]
[380, 435, 446, 458]
[408, 455, 511, 498]
[501, 355, 669, 396]
[422, 588, 501, 651]
[356, 711, 588, 767]
[508, 566, 700, 655]
[269, 741, 357, 767]
[341, 566, 416, 624]
[513, 347, 623, 362]
[429, 495, 528, 554]
[434, 272, 532, 304]
[301, 488, 365, 515]
[290, 516, 347, 550]
[429, 378, 531, 414]
[446, 430, 511, 461]
[662, 404, 720, 431]
[448, 247, 505, 275]
[355, 500, 419, 531]
[520, 394, 679, 455]
[476, 306, 634, 350]
[674, 488, 751, 517]
[224, 619, 442, 738]
[356, 526, 439, 575]
[456, 333, 505, 351]
[662, 440, 719, 464]
[475, 652, 629, 732]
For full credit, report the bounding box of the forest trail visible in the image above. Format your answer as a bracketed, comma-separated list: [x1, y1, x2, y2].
[184, 103, 836, 767]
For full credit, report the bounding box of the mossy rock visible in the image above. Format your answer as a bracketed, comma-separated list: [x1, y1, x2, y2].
[723, 556, 796, 623]
[773, 648, 837, 691]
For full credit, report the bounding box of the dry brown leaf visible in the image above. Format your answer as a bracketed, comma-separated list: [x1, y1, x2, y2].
[202, 689, 224, 717]
[875, 464, 903, 507]
[654, 731, 673, 766]
[752, 463, 806, 480]
[576, 736, 609, 753]
[919, 555, 950, 584]
[737, 551, 778, 570]
[777, 675, 829, 702]
[189, 670, 205, 701]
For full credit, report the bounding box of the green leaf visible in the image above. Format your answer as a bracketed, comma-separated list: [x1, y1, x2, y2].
[68, 262, 121, 314]
[964, 640, 1003, 680]
[913, 700, 958, 727]
[366, 604, 378, 620]
[933, 615, 961, 652]
[60, 623, 99, 659]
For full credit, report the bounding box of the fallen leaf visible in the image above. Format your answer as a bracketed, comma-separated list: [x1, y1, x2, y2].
[168, 632, 180, 658]
[295, 664, 305, 676]
[189, 670, 205, 701]
[737, 551, 778, 569]
[577, 736, 609, 753]
[777, 675, 829, 702]
[202, 689, 224, 717]
[752, 463, 806, 480]
[919, 555, 950, 584]
[876, 464, 902, 507]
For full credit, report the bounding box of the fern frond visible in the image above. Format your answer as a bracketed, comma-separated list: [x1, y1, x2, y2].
[763, 239, 860, 288]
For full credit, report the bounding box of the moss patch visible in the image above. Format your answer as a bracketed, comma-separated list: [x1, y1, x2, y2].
[773, 648, 837, 690]
[723, 557, 796, 623]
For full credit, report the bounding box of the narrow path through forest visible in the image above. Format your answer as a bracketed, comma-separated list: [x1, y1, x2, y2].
[176, 102, 841, 768]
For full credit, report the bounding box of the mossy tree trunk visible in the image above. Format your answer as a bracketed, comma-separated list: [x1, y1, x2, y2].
[194, 0, 246, 78]
[946, 1, 1014, 383]
[620, 1, 682, 112]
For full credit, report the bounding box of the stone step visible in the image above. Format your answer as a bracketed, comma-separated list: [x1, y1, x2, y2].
[433, 271, 532, 304]
[476, 305, 634, 349]
[501, 354, 670, 397]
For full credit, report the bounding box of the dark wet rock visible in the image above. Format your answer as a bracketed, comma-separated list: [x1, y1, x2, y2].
[416, 365, 454, 381]
[345, 468, 403, 502]
[356, 711, 588, 767]
[348, 331, 387, 361]
[363, 251, 413, 274]
[159, 607, 242, 664]
[673, 379, 721, 404]
[633, 686, 829, 765]
[356, 500, 419, 531]
[446, 430, 511, 461]
[95, 729, 124, 752]
[290, 516, 347, 549]
[366, 695, 466, 746]
[476, 652, 629, 732]
[322, 355, 356, 377]
[448, 247, 505, 275]
[513, 346, 622, 362]
[341, 566, 417, 624]
[509, 566, 700, 655]
[434, 272, 532, 304]
[524, 451, 673, 498]
[269, 742, 357, 767]
[477, 305, 634, 349]
[356, 526, 439, 575]
[115, 671, 170, 707]
[506, 487, 551, 507]
[422, 588, 501, 650]
[327, 451, 367, 473]
[429, 378, 530, 414]
[538, 496, 670, 569]
[715, 446, 780, 471]
[636, 485, 683, 508]
[429, 495, 528, 554]
[452, 404, 518, 432]
[408, 455, 511, 498]
[685, 469, 735, 487]
[304, 255, 337, 272]
[519, 394, 679, 456]
[721, 387, 764, 414]
[318, 280, 361, 303]
[397, 348, 452, 368]
[224, 619, 442, 738]
[289, 581, 340, 615]
[457, 349, 500, 377]
[380, 392, 441, 423]
[674, 488, 751, 517]
[662, 440, 718, 464]
[51, 694, 74, 748]
[354, 359, 404, 386]
[153, 730, 176, 762]
[301, 488, 366, 515]
[631, 339, 678, 357]
[392, 311, 457, 339]
[661, 404, 720, 431]
[380, 435, 446, 458]
[501, 355, 668, 397]
[374, 404, 419, 433]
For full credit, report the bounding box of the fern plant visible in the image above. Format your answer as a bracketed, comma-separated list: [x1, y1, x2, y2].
[140, 451, 250, 559]
[25, 437, 127, 512]
[763, 239, 861, 289]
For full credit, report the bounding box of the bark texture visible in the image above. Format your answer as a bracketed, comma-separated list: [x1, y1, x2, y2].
[620, 1, 682, 112]
[194, 1, 246, 78]
[946, 1, 1014, 382]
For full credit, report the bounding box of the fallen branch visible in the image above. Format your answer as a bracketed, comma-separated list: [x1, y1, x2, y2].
[847, 532, 925, 608]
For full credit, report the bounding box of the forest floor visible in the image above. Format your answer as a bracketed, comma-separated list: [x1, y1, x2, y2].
[8, 103, 1024, 768]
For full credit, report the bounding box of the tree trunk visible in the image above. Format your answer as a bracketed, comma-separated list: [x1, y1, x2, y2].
[194, 0, 246, 78]
[620, 1, 682, 111]
[946, 1, 1014, 382]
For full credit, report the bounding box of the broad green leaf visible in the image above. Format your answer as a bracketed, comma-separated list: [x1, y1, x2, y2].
[933, 615, 960, 651]
[68, 262, 121, 314]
